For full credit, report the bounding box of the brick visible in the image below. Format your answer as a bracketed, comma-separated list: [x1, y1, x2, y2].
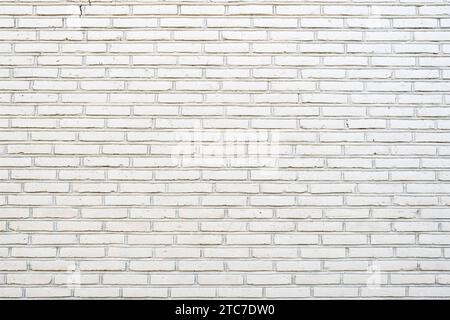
[0, 0, 448, 300]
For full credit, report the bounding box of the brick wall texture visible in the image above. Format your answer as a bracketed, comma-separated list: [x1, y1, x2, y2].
[1, 0, 450, 299]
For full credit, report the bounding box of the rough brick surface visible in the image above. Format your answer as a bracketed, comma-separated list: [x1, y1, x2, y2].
[0, 0, 450, 299]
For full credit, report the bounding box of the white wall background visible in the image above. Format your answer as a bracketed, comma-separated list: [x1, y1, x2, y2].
[1, 0, 450, 299]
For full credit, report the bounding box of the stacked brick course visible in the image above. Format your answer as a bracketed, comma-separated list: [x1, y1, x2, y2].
[0, 0, 450, 298]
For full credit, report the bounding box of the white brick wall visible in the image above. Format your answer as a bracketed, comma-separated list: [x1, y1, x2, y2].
[0, 0, 450, 299]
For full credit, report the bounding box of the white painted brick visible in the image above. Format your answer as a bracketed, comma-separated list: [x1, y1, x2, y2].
[0, 0, 447, 299]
